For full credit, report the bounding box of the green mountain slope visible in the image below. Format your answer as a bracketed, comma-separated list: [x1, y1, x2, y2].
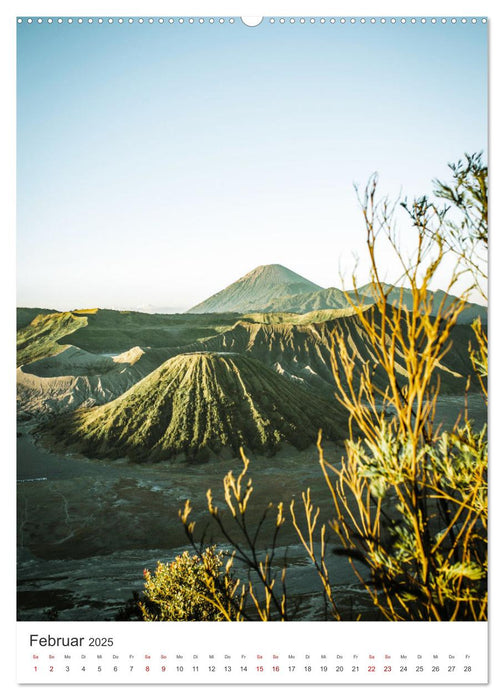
[17, 307, 59, 331]
[263, 287, 350, 313]
[16, 311, 89, 366]
[45, 352, 348, 462]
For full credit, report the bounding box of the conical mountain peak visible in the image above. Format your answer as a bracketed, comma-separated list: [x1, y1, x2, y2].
[239, 263, 317, 285]
[46, 351, 347, 463]
[188, 264, 322, 314]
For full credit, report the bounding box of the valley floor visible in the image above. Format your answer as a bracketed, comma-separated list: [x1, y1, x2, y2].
[17, 394, 487, 622]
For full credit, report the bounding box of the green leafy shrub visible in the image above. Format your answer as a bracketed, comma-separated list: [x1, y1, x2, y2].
[139, 547, 235, 621]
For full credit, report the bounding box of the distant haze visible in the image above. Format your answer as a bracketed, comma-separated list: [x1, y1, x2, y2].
[17, 19, 487, 310]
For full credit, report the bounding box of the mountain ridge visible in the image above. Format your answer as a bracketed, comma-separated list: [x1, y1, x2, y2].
[187, 264, 487, 324]
[17, 299, 480, 419]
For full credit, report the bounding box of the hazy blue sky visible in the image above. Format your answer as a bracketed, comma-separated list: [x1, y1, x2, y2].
[17, 17, 487, 311]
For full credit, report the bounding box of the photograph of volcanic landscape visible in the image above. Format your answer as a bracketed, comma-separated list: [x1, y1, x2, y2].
[17, 263, 487, 621]
[17, 17, 487, 623]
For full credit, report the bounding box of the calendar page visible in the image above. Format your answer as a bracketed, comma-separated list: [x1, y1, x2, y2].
[14, 1, 489, 690]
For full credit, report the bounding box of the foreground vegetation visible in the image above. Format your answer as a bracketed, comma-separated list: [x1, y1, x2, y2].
[140, 153, 488, 622]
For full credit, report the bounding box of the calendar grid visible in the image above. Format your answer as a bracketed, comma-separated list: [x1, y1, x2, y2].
[17, 621, 488, 684]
